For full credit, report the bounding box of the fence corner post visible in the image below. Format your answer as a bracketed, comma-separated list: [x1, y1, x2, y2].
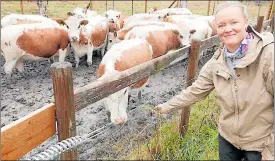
[51, 62, 78, 160]
[179, 39, 201, 137]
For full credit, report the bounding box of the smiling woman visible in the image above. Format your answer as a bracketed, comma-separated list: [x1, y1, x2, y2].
[154, 1, 274, 161]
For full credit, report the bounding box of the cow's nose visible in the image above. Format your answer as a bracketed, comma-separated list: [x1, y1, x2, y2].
[71, 36, 78, 41]
[115, 117, 126, 125]
[109, 19, 115, 23]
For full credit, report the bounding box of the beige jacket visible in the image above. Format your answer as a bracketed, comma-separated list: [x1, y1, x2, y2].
[161, 26, 274, 159]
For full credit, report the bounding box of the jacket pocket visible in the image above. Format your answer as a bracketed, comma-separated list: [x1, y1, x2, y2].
[214, 69, 232, 81]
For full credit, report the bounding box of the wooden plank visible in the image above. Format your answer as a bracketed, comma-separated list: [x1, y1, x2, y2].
[200, 35, 220, 51]
[51, 62, 77, 160]
[1, 103, 56, 160]
[74, 46, 190, 111]
[179, 39, 201, 137]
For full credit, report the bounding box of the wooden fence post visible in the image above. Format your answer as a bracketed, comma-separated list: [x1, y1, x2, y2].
[20, 0, 24, 14]
[207, 0, 211, 16]
[179, 39, 201, 137]
[145, 0, 147, 13]
[257, 15, 264, 33]
[51, 62, 77, 160]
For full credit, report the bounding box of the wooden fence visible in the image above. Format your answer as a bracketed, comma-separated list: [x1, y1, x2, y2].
[1, 17, 273, 160]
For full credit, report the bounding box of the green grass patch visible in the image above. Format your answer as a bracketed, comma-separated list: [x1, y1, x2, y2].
[124, 91, 221, 160]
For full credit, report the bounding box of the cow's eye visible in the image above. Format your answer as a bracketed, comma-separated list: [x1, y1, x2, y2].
[109, 40, 113, 43]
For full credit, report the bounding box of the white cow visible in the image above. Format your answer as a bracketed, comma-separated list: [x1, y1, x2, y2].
[72, 7, 97, 19]
[97, 38, 153, 124]
[65, 14, 109, 67]
[1, 19, 69, 74]
[104, 10, 123, 30]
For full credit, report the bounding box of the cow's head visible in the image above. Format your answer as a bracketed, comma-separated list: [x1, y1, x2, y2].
[148, 7, 157, 14]
[104, 10, 122, 24]
[170, 25, 190, 47]
[97, 65, 129, 125]
[106, 32, 121, 51]
[72, 7, 87, 19]
[156, 13, 168, 22]
[103, 87, 130, 125]
[65, 14, 88, 42]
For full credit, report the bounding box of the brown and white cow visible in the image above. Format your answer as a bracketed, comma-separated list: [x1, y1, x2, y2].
[1, 19, 69, 74]
[167, 15, 214, 43]
[97, 38, 153, 124]
[104, 10, 126, 31]
[1, 13, 57, 27]
[124, 24, 188, 58]
[65, 14, 109, 67]
[106, 21, 183, 51]
[122, 13, 168, 29]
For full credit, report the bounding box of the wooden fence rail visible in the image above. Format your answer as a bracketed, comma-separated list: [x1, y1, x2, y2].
[1, 16, 273, 160]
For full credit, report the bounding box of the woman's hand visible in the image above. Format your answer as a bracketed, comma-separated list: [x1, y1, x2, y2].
[154, 104, 170, 114]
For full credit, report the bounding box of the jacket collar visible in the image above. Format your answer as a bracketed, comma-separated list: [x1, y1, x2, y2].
[213, 25, 274, 68]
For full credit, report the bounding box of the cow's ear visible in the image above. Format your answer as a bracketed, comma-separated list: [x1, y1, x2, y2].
[190, 29, 196, 34]
[80, 20, 89, 26]
[55, 19, 66, 26]
[104, 12, 108, 17]
[67, 12, 75, 16]
[117, 13, 121, 19]
[174, 30, 179, 35]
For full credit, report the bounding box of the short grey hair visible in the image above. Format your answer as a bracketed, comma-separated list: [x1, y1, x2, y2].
[215, 1, 248, 20]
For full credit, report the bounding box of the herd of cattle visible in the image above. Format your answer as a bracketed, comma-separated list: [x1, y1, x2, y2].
[1, 7, 218, 125]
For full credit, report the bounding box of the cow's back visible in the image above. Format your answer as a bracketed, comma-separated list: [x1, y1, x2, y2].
[15, 26, 69, 58]
[126, 27, 181, 58]
[97, 39, 152, 88]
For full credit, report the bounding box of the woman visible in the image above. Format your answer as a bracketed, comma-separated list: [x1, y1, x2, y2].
[155, 1, 274, 161]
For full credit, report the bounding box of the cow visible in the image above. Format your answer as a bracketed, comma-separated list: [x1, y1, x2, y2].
[1, 13, 57, 27]
[124, 25, 188, 58]
[65, 14, 109, 67]
[104, 10, 125, 30]
[97, 38, 153, 124]
[147, 7, 158, 14]
[72, 7, 97, 19]
[1, 19, 69, 75]
[154, 8, 192, 16]
[122, 13, 168, 28]
[106, 21, 181, 50]
[166, 15, 214, 43]
[116, 20, 173, 40]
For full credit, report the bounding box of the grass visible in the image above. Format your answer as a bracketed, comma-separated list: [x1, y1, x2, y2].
[123, 91, 221, 160]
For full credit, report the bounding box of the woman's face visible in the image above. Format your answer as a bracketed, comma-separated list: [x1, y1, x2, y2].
[215, 6, 248, 51]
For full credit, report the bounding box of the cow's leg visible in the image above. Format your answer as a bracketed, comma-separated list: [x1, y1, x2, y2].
[137, 79, 149, 100]
[87, 45, 94, 67]
[101, 46, 105, 58]
[58, 48, 67, 62]
[4, 59, 18, 75]
[15, 57, 24, 73]
[74, 54, 80, 68]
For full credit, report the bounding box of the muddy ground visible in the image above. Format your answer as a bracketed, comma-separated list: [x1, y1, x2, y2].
[1, 47, 215, 160]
